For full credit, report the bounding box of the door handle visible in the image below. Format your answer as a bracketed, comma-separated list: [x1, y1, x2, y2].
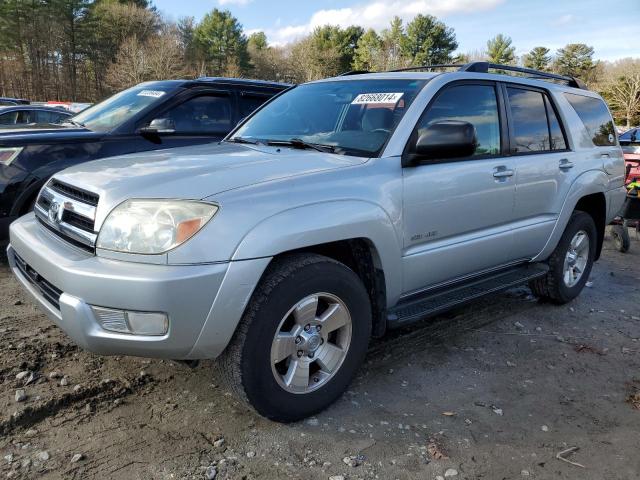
[559, 159, 574, 170]
[493, 166, 514, 178]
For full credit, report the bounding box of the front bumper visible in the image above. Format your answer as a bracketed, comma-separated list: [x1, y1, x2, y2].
[8, 214, 270, 359]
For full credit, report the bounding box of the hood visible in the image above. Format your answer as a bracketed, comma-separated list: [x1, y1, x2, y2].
[0, 125, 97, 145]
[54, 142, 367, 216]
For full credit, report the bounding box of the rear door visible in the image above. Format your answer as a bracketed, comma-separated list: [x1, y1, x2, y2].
[401, 81, 518, 293]
[504, 84, 575, 259]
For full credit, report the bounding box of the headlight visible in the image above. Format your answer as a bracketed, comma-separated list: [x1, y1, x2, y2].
[0, 147, 23, 166]
[97, 199, 218, 254]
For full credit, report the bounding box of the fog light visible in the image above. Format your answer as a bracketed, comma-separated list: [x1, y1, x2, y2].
[127, 312, 169, 336]
[91, 306, 168, 336]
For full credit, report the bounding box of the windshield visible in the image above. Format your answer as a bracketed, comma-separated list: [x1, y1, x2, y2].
[69, 85, 175, 132]
[231, 79, 428, 156]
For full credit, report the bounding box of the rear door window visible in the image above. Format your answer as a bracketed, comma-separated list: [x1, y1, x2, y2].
[507, 88, 550, 153]
[506, 87, 568, 153]
[564, 93, 616, 146]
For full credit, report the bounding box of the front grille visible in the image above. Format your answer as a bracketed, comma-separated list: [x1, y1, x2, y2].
[13, 251, 62, 310]
[35, 180, 99, 252]
[49, 180, 99, 206]
[62, 210, 94, 232]
[36, 217, 95, 253]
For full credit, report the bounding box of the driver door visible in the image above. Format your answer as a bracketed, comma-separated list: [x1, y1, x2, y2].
[401, 81, 518, 294]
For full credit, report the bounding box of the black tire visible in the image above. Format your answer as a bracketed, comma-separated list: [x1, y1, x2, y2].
[611, 223, 631, 253]
[215, 253, 372, 422]
[529, 211, 597, 304]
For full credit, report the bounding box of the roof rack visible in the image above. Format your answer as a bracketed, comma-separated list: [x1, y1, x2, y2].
[460, 62, 587, 89]
[338, 62, 587, 90]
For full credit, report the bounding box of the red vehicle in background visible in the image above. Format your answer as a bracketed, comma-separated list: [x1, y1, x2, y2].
[611, 127, 640, 252]
[619, 127, 640, 183]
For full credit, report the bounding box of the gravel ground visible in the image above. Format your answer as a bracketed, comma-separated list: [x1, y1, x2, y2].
[1, 230, 639, 480]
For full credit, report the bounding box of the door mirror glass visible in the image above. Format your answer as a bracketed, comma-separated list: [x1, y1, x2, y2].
[141, 118, 176, 134]
[411, 120, 477, 162]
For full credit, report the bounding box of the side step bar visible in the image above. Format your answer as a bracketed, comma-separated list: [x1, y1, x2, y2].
[387, 263, 549, 328]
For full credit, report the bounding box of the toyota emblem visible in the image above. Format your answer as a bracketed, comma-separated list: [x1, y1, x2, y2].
[48, 201, 61, 224]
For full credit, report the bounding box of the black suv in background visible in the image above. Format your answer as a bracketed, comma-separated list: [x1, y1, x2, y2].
[0, 105, 73, 128]
[0, 78, 289, 240]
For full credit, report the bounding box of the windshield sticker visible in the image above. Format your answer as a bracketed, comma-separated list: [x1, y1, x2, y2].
[137, 90, 166, 98]
[351, 92, 404, 105]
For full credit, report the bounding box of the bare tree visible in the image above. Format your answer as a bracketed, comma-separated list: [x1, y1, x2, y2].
[107, 28, 187, 91]
[603, 58, 640, 128]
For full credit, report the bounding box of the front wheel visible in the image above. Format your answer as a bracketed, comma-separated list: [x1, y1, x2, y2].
[530, 211, 597, 304]
[216, 253, 372, 422]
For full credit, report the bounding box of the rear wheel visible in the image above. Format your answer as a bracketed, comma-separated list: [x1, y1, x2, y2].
[530, 211, 596, 304]
[216, 253, 371, 422]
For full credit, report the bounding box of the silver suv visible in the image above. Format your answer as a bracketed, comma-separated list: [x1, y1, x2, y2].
[7, 63, 627, 422]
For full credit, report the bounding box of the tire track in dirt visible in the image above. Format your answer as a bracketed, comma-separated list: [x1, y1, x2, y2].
[0, 374, 153, 436]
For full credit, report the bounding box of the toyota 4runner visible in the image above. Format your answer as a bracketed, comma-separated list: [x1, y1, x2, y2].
[7, 62, 626, 422]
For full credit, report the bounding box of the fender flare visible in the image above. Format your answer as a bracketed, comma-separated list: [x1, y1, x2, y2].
[231, 200, 404, 304]
[532, 169, 608, 262]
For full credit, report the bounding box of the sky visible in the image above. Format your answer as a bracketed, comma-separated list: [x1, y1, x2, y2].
[152, 0, 640, 61]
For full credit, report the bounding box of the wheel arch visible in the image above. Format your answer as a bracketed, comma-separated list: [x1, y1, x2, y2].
[231, 200, 403, 323]
[574, 192, 606, 260]
[533, 170, 609, 262]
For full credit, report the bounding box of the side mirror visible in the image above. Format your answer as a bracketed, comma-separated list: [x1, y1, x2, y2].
[140, 118, 176, 135]
[406, 120, 477, 166]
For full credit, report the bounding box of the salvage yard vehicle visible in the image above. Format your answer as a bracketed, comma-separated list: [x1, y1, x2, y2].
[7, 62, 626, 422]
[0, 104, 73, 128]
[0, 78, 289, 240]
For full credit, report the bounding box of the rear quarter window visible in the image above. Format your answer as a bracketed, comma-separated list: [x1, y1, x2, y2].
[564, 93, 616, 147]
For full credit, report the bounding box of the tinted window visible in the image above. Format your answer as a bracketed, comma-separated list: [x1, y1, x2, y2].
[162, 95, 232, 134]
[507, 88, 551, 153]
[239, 94, 271, 118]
[416, 84, 501, 156]
[564, 93, 616, 146]
[233, 79, 428, 157]
[545, 96, 567, 150]
[0, 112, 18, 125]
[16, 110, 32, 124]
[35, 110, 68, 123]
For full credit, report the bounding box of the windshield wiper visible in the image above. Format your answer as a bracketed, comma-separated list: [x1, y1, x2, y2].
[226, 136, 259, 145]
[266, 138, 336, 153]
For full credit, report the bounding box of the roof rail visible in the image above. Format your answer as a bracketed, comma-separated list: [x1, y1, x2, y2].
[460, 61, 588, 89]
[338, 62, 588, 90]
[387, 64, 464, 73]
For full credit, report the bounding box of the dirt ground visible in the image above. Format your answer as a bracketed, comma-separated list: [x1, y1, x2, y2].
[1, 230, 640, 480]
